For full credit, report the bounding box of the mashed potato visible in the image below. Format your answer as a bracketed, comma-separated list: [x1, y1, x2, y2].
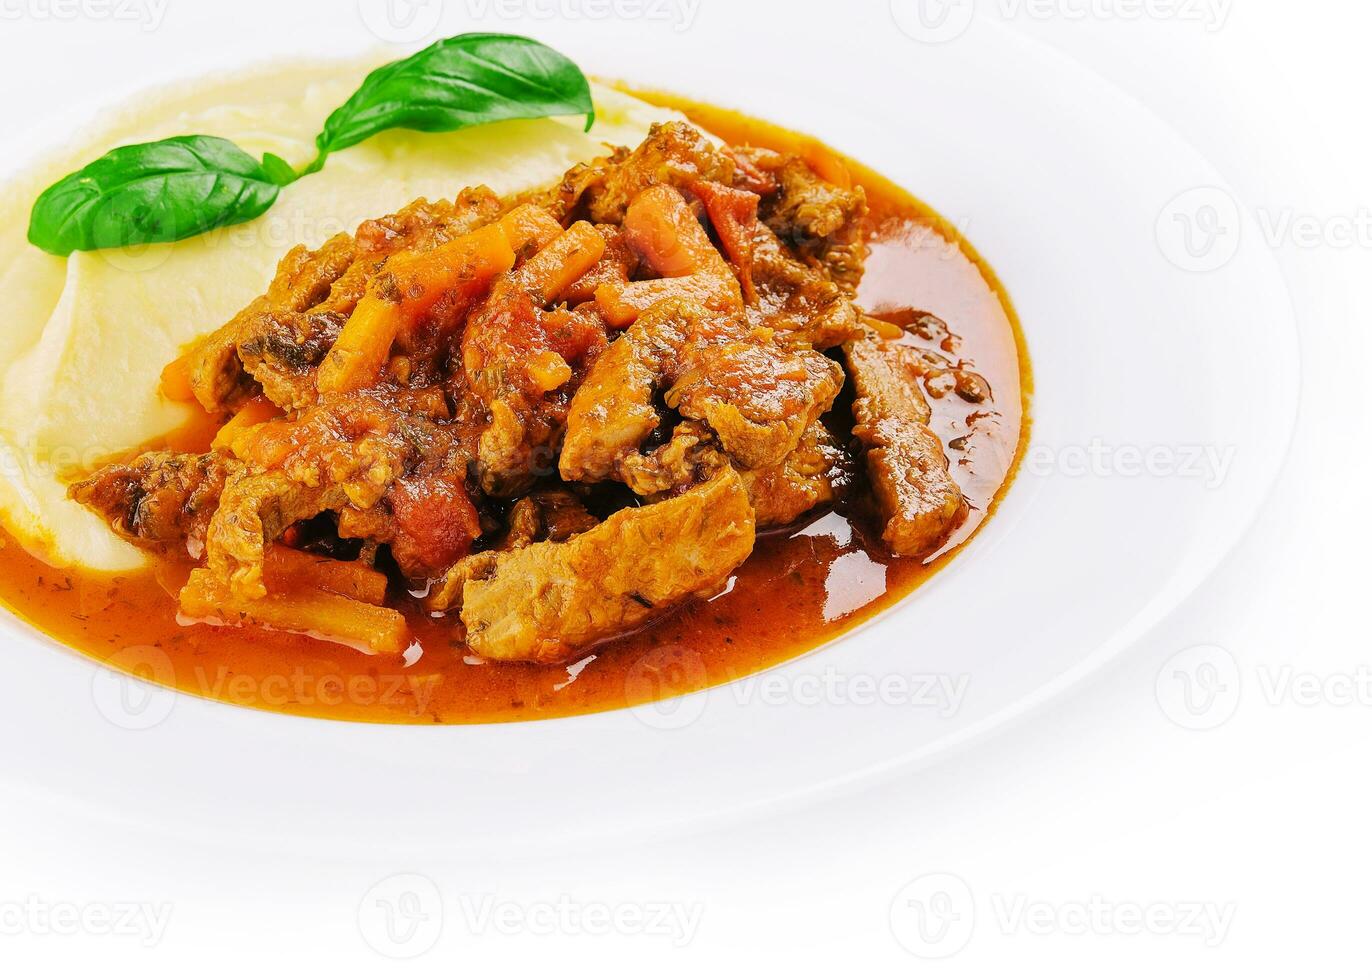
[0, 57, 681, 570]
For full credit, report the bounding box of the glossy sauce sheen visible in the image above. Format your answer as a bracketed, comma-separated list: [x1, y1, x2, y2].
[0, 95, 1031, 724]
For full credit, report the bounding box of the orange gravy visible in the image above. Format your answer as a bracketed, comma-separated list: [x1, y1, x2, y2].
[0, 95, 1031, 724]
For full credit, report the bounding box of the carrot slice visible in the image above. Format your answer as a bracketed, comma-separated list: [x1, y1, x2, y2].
[211, 395, 283, 452]
[499, 203, 564, 253]
[180, 569, 408, 655]
[515, 220, 606, 300]
[597, 186, 744, 327]
[159, 354, 196, 402]
[622, 184, 722, 278]
[317, 221, 517, 394]
[595, 274, 742, 329]
[802, 140, 852, 190]
[262, 545, 388, 605]
[690, 180, 760, 301]
[862, 315, 904, 341]
[160, 405, 223, 455]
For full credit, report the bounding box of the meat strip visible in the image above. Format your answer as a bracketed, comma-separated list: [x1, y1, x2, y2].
[560, 298, 842, 483]
[432, 468, 755, 663]
[738, 422, 844, 528]
[423, 489, 601, 611]
[69, 451, 231, 554]
[844, 330, 967, 556]
[762, 157, 868, 293]
[543, 121, 736, 225]
[749, 223, 861, 350]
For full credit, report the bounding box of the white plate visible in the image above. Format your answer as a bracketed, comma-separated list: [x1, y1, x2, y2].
[0, 16, 1297, 856]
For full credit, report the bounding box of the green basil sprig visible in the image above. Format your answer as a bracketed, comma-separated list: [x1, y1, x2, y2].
[27, 34, 595, 256]
[28, 137, 293, 257]
[306, 33, 594, 175]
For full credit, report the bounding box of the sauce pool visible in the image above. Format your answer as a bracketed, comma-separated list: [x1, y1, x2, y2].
[0, 94, 1031, 724]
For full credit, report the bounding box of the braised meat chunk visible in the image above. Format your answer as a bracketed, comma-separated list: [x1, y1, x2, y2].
[763, 157, 868, 292]
[70, 121, 979, 664]
[183, 233, 359, 412]
[844, 330, 967, 557]
[561, 297, 841, 483]
[669, 317, 843, 468]
[749, 223, 861, 350]
[70, 451, 230, 552]
[443, 468, 754, 662]
[550, 121, 736, 224]
[235, 310, 347, 411]
[739, 422, 845, 528]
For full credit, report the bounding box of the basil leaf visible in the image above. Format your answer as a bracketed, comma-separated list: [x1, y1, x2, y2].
[27, 34, 596, 254]
[28, 136, 285, 256]
[260, 152, 300, 187]
[309, 33, 594, 173]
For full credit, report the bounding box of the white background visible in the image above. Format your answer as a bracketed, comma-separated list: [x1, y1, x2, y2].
[0, 0, 1368, 975]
